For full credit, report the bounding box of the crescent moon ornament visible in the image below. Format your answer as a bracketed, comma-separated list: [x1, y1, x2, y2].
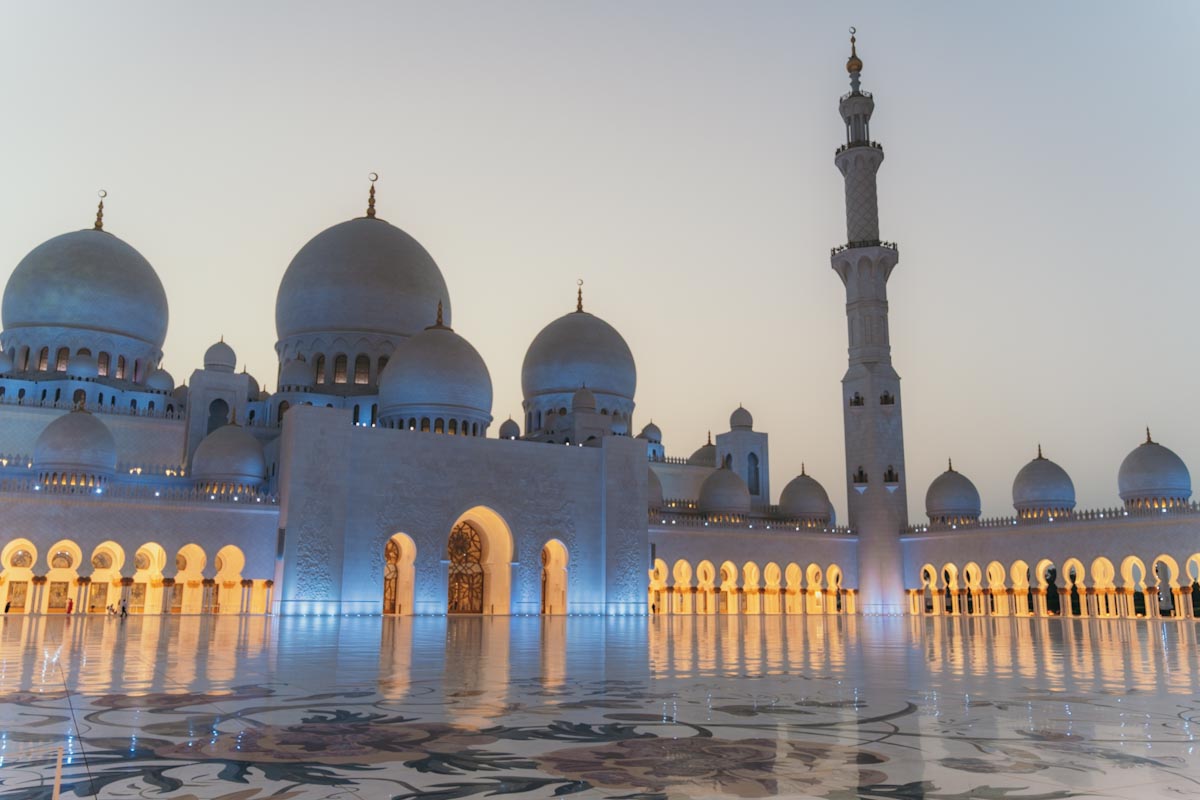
[97, 189, 107, 199]
[368, 172, 378, 183]
[849, 26, 856, 35]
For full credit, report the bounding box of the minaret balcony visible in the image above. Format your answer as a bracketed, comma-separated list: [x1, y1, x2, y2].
[834, 140, 884, 156]
[840, 89, 873, 102]
[831, 240, 898, 256]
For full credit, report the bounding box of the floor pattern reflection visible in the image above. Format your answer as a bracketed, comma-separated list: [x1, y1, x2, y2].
[0, 615, 1197, 798]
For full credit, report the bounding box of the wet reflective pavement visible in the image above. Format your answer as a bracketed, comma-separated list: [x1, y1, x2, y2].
[1, 614, 1198, 798]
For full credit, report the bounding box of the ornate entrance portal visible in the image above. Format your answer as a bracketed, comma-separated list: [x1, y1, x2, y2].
[447, 522, 484, 613]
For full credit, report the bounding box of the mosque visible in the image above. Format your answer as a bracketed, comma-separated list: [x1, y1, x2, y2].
[1, 37, 1198, 622]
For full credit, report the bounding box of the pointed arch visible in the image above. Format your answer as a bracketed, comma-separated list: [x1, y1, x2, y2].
[383, 533, 417, 615]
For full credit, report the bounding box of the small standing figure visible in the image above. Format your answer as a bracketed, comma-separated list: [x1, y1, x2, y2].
[120, 601, 128, 619]
[107, 604, 116, 616]
[66, 598, 74, 615]
[3, 600, 9, 614]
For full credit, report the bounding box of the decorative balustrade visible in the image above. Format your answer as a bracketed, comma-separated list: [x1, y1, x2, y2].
[0, 477, 278, 507]
[902, 502, 1200, 535]
[0, 394, 185, 420]
[649, 454, 692, 465]
[652, 507, 853, 535]
[834, 140, 884, 156]
[830, 240, 899, 256]
[840, 89, 873, 102]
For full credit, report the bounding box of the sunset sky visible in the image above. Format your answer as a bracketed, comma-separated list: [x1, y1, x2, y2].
[2, 1, 1197, 522]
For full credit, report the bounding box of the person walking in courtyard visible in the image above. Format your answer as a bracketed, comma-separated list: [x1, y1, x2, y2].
[66, 598, 74, 615]
[120, 601, 128, 619]
[3, 601, 9, 614]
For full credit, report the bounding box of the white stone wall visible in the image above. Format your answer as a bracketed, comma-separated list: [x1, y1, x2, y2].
[0, 403, 185, 469]
[275, 405, 648, 616]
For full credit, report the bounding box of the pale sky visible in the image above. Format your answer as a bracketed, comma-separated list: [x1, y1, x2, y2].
[1, 2, 1197, 523]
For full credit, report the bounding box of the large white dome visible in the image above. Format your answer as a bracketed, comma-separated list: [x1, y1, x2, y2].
[192, 424, 267, 491]
[1118, 433, 1191, 508]
[698, 466, 751, 517]
[33, 410, 117, 481]
[1012, 448, 1075, 516]
[925, 462, 982, 524]
[779, 470, 832, 522]
[276, 217, 450, 342]
[3, 229, 168, 349]
[378, 320, 492, 431]
[522, 310, 636, 403]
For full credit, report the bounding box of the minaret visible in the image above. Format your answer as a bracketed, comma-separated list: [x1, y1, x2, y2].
[830, 31, 908, 614]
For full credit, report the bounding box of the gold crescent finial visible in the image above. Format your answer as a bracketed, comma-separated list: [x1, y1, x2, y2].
[93, 189, 107, 231]
[366, 172, 378, 218]
[846, 26, 863, 73]
[436, 300, 443, 327]
[576, 279, 584, 312]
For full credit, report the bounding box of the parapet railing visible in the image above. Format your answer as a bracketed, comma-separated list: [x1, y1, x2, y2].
[903, 502, 1200, 534]
[835, 140, 884, 156]
[653, 506, 853, 536]
[649, 455, 693, 465]
[0, 478, 278, 506]
[831, 240, 899, 256]
[0, 394, 185, 420]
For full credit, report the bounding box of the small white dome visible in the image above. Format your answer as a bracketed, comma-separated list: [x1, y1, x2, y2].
[172, 384, 188, 402]
[67, 352, 99, 379]
[378, 322, 492, 428]
[1118, 432, 1191, 508]
[925, 461, 982, 524]
[572, 385, 596, 412]
[279, 358, 314, 389]
[33, 410, 117, 480]
[698, 466, 752, 516]
[498, 418, 520, 439]
[648, 466, 664, 509]
[192, 424, 267, 489]
[204, 339, 236, 373]
[241, 369, 260, 401]
[779, 470, 831, 522]
[638, 421, 662, 444]
[688, 436, 716, 467]
[0, 350, 12, 372]
[730, 405, 753, 430]
[145, 366, 175, 392]
[1012, 447, 1075, 516]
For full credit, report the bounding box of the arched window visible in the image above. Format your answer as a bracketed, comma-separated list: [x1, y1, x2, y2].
[77, 347, 91, 357]
[472, 422, 479, 437]
[880, 391, 895, 406]
[56, 346, 70, 371]
[147, 400, 155, 412]
[853, 466, 868, 484]
[435, 418, 445, 434]
[377, 355, 389, 378]
[97, 352, 110, 377]
[849, 392, 864, 407]
[53, 388, 61, 402]
[207, 398, 229, 434]
[37, 347, 49, 371]
[747, 452, 760, 495]
[354, 355, 370, 385]
[333, 355, 348, 384]
[370, 404, 378, 425]
[115, 356, 127, 380]
[883, 465, 899, 483]
[130, 398, 138, 410]
[277, 401, 290, 424]
[353, 405, 361, 425]
[71, 389, 86, 406]
[133, 359, 142, 382]
[723, 453, 733, 469]
[420, 417, 430, 432]
[449, 419, 458, 435]
[98, 392, 104, 405]
[314, 354, 326, 384]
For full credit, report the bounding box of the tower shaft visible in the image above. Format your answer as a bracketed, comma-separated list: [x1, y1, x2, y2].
[831, 38, 908, 614]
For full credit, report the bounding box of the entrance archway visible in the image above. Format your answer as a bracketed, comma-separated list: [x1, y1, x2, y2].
[383, 533, 416, 615]
[1, 539, 38, 614]
[541, 539, 568, 615]
[446, 506, 513, 615]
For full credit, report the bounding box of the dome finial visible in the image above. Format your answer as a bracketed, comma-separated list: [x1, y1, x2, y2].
[846, 27, 863, 75]
[801, 462, 806, 476]
[948, 457, 954, 472]
[436, 299, 443, 326]
[366, 172, 378, 219]
[576, 278, 584, 312]
[426, 299, 451, 331]
[93, 190, 107, 231]
[1146, 426, 1154, 444]
[707, 430, 712, 446]
[1037, 443, 1044, 460]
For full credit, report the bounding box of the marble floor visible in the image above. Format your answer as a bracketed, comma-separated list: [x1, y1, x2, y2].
[0, 614, 1198, 799]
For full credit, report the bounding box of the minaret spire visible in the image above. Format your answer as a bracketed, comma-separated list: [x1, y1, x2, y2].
[366, 172, 378, 218]
[576, 279, 584, 312]
[93, 190, 107, 231]
[831, 31, 908, 615]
